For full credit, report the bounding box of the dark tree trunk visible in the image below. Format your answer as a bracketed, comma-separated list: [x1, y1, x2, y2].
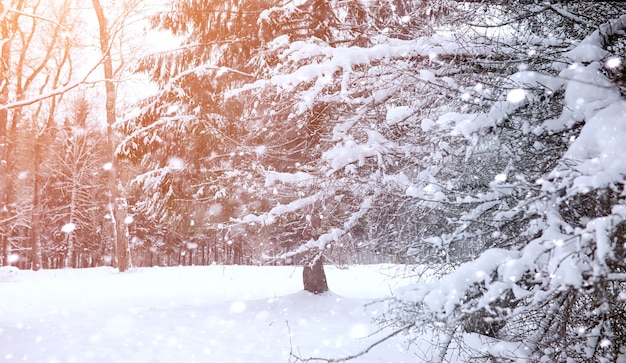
[0, 1, 24, 267]
[303, 256, 329, 294]
[92, 0, 130, 272]
[29, 138, 43, 270]
[201, 242, 206, 265]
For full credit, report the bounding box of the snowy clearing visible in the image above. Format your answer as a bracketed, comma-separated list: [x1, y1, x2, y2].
[1, 265, 423, 363]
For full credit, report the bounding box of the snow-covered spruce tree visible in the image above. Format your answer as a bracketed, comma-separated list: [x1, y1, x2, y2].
[382, 4, 626, 362]
[226, 0, 454, 289]
[120, 0, 385, 290]
[231, 0, 480, 275]
[229, 0, 398, 292]
[118, 0, 274, 266]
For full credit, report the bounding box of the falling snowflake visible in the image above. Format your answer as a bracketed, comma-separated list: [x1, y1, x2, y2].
[168, 157, 185, 171]
[507, 88, 526, 103]
[606, 57, 621, 69]
[600, 339, 611, 348]
[61, 223, 76, 233]
[208, 204, 223, 216]
[254, 145, 266, 155]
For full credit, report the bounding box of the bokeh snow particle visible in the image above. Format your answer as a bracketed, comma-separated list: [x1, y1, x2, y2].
[255, 145, 266, 155]
[494, 174, 507, 182]
[61, 223, 76, 233]
[208, 204, 223, 216]
[168, 157, 185, 171]
[7, 253, 19, 263]
[507, 88, 526, 103]
[606, 57, 621, 69]
[103, 162, 113, 171]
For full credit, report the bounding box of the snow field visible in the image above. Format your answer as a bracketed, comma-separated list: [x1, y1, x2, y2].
[0, 265, 419, 363]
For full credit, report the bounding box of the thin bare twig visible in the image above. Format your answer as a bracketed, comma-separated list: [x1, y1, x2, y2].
[292, 324, 414, 362]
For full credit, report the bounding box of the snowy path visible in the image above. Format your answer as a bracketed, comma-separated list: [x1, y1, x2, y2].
[0, 265, 417, 362]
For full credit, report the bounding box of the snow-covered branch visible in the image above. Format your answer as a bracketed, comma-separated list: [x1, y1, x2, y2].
[235, 195, 320, 226]
[0, 59, 103, 111]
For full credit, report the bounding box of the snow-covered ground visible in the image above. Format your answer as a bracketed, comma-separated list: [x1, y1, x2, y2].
[0, 264, 420, 363]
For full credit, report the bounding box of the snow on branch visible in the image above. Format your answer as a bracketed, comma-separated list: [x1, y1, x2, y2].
[323, 129, 396, 174]
[131, 167, 169, 190]
[264, 171, 314, 187]
[401, 200, 626, 325]
[115, 113, 196, 157]
[547, 4, 595, 28]
[436, 70, 565, 138]
[282, 228, 345, 258]
[234, 195, 319, 226]
[548, 14, 626, 192]
[169, 62, 254, 83]
[228, 34, 476, 98]
[281, 195, 375, 259]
